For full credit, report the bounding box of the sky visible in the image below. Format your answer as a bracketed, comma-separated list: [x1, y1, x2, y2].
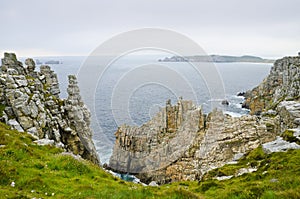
[1, 0, 300, 58]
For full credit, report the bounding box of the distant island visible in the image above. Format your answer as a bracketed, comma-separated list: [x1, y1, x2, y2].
[34, 59, 61, 65]
[158, 55, 274, 63]
[45, 60, 60, 64]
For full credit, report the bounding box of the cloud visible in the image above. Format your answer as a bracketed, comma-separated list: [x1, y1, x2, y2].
[0, 0, 299, 57]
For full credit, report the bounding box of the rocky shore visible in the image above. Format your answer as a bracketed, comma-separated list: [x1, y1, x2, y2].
[109, 53, 300, 184]
[0, 53, 100, 164]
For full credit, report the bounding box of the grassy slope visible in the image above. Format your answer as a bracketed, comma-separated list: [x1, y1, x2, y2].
[0, 122, 300, 199]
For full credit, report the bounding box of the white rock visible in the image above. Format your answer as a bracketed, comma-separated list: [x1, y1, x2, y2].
[34, 138, 54, 146]
[236, 167, 257, 176]
[15, 79, 28, 87]
[27, 127, 39, 139]
[215, 176, 233, 181]
[8, 119, 24, 132]
[7, 68, 18, 75]
[262, 136, 300, 154]
[149, 181, 158, 186]
[233, 153, 244, 161]
[55, 142, 65, 148]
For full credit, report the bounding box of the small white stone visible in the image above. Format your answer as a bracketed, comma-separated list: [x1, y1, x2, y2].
[215, 176, 233, 181]
[149, 181, 158, 186]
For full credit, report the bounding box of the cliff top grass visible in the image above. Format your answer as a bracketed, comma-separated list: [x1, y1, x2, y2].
[1, 121, 300, 199]
[0, 122, 198, 199]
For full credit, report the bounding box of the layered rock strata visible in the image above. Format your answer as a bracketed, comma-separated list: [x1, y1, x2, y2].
[109, 99, 278, 184]
[0, 53, 100, 164]
[243, 54, 300, 115]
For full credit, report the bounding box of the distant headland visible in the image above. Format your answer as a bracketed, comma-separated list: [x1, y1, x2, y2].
[158, 55, 274, 63]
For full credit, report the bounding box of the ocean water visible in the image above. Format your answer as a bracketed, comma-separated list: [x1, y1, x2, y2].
[30, 55, 272, 163]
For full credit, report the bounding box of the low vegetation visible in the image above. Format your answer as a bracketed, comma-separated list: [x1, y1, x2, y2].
[1, 122, 300, 198]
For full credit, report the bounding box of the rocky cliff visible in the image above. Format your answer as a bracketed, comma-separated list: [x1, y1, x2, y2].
[243, 54, 300, 115]
[109, 53, 300, 184]
[109, 99, 278, 184]
[242, 53, 300, 133]
[0, 53, 100, 164]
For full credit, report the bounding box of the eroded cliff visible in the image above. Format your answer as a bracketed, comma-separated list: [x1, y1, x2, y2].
[243, 54, 300, 116]
[0, 53, 100, 164]
[109, 99, 278, 184]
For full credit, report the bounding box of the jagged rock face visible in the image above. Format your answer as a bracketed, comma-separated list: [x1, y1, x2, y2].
[242, 54, 300, 133]
[196, 110, 278, 175]
[109, 99, 277, 184]
[276, 101, 300, 131]
[243, 55, 300, 115]
[0, 53, 100, 164]
[109, 100, 204, 182]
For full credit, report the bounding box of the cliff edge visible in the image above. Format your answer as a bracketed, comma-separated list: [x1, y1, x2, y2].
[0, 53, 100, 164]
[243, 54, 300, 116]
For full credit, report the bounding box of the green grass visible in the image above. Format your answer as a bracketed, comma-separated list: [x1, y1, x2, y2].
[183, 146, 300, 199]
[1, 122, 300, 198]
[282, 129, 300, 145]
[0, 104, 5, 117]
[0, 122, 198, 198]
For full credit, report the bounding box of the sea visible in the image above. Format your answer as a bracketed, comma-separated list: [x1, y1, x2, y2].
[21, 54, 272, 164]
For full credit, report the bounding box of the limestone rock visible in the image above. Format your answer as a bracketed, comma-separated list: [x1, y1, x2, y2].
[0, 53, 100, 165]
[7, 119, 24, 132]
[243, 55, 300, 115]
[25, 58, 36, 72]
[109, 99, 277, 184]
[149, 181, 158, 186]
[34, 138, 55, 146]
[262, 136, 300, 154]
[64, 75, 100, 164]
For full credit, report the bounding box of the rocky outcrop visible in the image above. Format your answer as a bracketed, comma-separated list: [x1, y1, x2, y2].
[109, 99, 278, 184]
[242, 53, 300, 136]
[242, 54, 300, 115]
[0, 53, 100, 164]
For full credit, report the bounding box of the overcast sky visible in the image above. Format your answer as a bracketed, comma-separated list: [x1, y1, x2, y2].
[1, 0, 300, 58]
